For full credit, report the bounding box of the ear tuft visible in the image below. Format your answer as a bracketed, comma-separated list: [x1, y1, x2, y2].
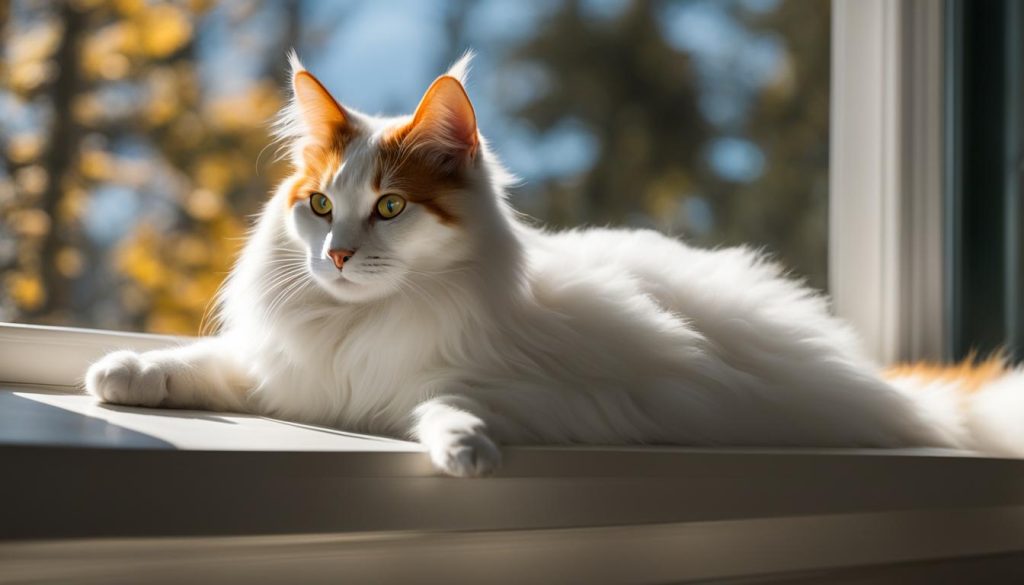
[287, 48, 305, 77]
[444, 50, 474, 86]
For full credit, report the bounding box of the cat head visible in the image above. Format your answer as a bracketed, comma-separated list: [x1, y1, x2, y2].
[275, 52, 506, 304]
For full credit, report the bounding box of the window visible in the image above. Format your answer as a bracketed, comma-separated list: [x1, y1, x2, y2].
[0, 0, 831, 335]
[829, 0, 1024, 364]
[4, 3, 1024, 579]
[949, 0, 1024, 361]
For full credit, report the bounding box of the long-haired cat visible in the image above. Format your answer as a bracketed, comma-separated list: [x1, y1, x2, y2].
[86, 53, 1024, 477]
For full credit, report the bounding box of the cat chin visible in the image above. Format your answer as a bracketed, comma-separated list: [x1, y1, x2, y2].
[310, 271, 400, 304]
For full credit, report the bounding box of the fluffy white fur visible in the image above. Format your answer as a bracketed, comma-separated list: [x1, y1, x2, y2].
[86, 54, 1023, 476]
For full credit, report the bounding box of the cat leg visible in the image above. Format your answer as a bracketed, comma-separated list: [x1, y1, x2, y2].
[85, 336, 253, 412]
[413, 395, 502, 478]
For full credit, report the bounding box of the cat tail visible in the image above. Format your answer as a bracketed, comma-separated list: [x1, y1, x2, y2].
[885, 352, 1024, 457]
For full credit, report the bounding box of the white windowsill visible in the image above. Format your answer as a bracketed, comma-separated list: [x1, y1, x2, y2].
[2, 378, 1024, 583]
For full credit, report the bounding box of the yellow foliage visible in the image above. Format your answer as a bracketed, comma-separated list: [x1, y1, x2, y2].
[8, 61, 54, 94]
[14, 165, 49, 197]
[185, 189, 224, 221]
[146, 312, 194, 335]
[174, 234, 209, 267]
[82, 22, 136, 81]
[8, 21, 61, 91]
[5, 0, 273, 334]
[186, 0, 216, 14]
[179, 279, 211, 311]
[59, 186, 89, 221]
[138, 4, 193, 58]
[210, 214, 246, 244]
[9, 209, 52, 237]
[7, 272, 45, 310]
[114, 0, 146, 16]
[166, 112, 206, 149]
[194, 157, 234, 193]
[99, 52, 131, 80]
[79, 149, 114, 181]
[116, 225, 168, 290]
[7, 133, 45, 164]
[56, 247, 85, 278]
[72, 93, 104, 126]
[143, 66, 195, 126]
[117, 213, 245, 334]
[9, 22, 61, 63]
[205, 82, 282, 132]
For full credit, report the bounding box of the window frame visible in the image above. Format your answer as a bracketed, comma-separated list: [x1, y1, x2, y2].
[829, 0, 949, 365]
[951, 0, 1024, 361]
[0, 322, 177, 387]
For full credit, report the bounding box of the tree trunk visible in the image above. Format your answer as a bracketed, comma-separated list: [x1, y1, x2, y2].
[32, 3, 85, 320]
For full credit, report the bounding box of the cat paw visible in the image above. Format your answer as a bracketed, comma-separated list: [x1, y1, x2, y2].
[428, 430, 502, 478]
[85, 350, 169, 407]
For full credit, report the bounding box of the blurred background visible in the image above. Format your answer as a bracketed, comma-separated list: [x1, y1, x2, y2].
[0, 0, 830, 335]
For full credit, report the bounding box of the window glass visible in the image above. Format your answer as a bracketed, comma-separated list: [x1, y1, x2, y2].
[0, 0, 830, 334]
[950, 0, 1024, 360]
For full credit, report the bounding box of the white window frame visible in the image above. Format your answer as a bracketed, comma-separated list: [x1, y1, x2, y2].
[830, 0, 949, 365]
[0, 323, 177, 387]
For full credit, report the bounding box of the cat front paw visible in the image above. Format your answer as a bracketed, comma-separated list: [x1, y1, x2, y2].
[85, 350, 169, 407]
[428, 429, 502, 478]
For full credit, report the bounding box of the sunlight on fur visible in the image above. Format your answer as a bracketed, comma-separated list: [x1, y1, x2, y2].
[85, 52, 1024, 477]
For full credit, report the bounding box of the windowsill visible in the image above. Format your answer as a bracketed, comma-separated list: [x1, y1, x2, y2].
[3, 383, 1024, 583]
[1, 385, 420, 452]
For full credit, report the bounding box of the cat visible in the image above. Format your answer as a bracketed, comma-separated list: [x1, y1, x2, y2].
[85, 53, 1024, 477]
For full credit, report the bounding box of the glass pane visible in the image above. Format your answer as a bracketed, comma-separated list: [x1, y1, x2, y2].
[0, 0, 830, 334]
[950, 0, 1024, 360]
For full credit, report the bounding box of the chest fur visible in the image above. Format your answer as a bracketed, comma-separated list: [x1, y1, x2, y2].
[248, 307, 449, 433]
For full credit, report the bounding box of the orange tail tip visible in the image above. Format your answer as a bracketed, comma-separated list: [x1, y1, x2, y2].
[884, 350, 1009, 393]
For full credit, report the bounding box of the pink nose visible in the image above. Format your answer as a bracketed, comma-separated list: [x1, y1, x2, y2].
[327, 248, 356, 270]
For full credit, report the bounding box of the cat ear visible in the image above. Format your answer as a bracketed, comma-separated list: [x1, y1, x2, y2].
[406, 74, 478, 162]
[291, 69, 349, 142]
[279, 52, 358, 174]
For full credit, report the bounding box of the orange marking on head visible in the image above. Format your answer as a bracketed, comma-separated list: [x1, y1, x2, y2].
[374, 121, 467, 225]
[367, 74, 478, 224]
[884, 350, 1008, 393]
[286, 147, 343, 207]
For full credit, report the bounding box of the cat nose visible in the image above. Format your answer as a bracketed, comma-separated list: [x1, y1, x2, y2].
[327, 248, 356, 270]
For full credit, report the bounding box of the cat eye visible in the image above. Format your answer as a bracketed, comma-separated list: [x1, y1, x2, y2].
[376, 194, 406, 220]
[310, 192, 333, 217]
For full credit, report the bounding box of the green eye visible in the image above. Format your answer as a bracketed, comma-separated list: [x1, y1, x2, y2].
[310, 192, 332, 216]
[376, 194, 406, 219]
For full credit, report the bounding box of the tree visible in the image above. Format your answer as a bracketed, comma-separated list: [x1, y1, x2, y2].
[723, 0, 831, 290]
[0, 1, 300, 333]
[511, 0, 710, 228]
[509, 0, 830, 288]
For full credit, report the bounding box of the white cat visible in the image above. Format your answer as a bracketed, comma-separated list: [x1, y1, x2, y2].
[86, 53, 1024, 476]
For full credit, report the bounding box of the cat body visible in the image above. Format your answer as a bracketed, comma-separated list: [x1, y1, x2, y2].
[86, 54, 1021, 476]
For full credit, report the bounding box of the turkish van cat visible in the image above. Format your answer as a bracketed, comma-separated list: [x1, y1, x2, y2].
[86, 53, 1024, 477]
